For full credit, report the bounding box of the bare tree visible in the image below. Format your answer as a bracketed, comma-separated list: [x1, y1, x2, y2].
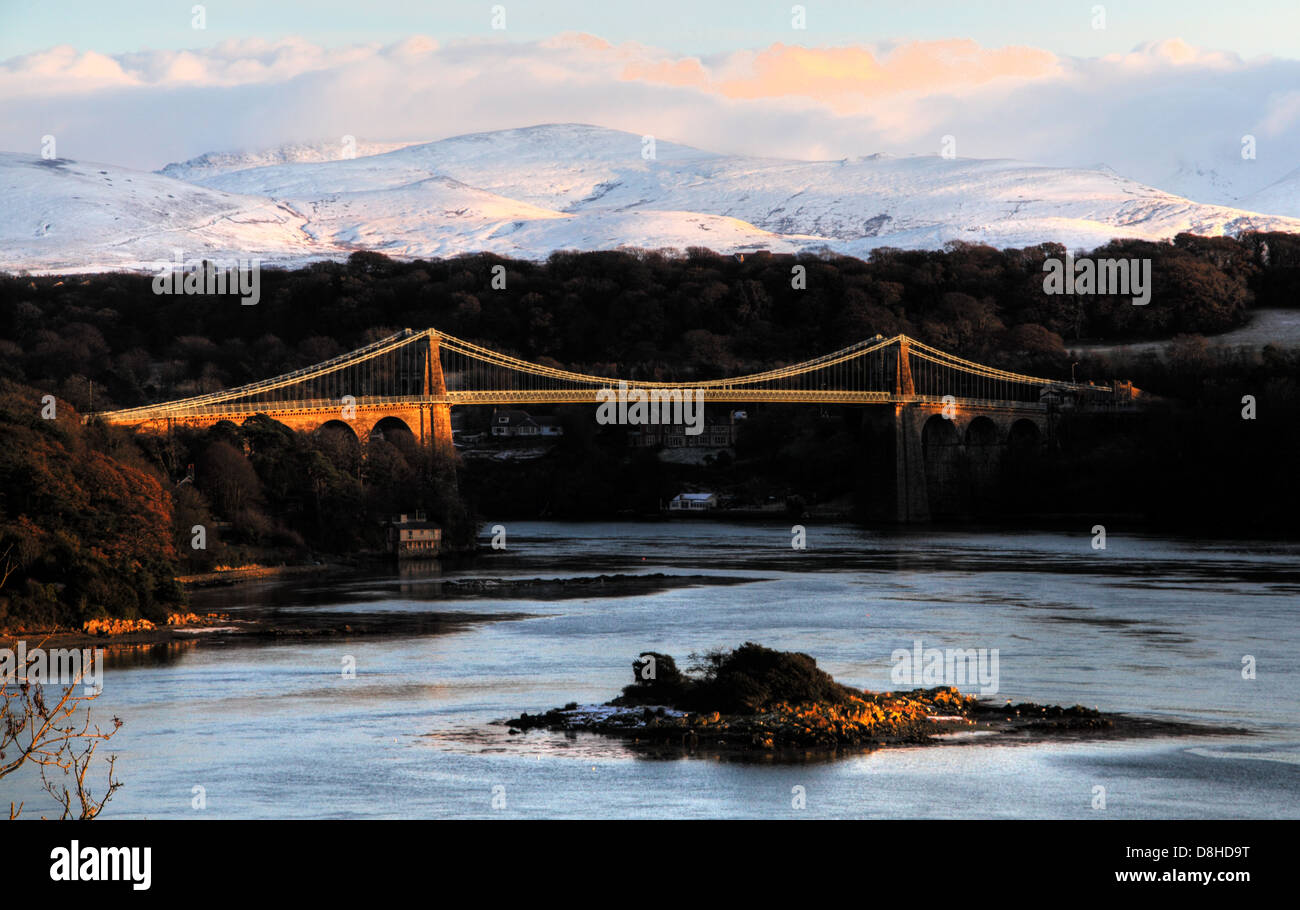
[1, 550, 124, 819]
[0, 544, 16, 591]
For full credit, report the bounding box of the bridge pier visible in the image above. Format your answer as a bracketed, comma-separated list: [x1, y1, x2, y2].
[870, 403, 1049, 523]
[420, 402, 454, 458]
[894, 405, 931, 523]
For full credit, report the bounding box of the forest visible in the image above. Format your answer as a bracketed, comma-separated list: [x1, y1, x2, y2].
[2, 233, 1299, 628]
[2, 231, 1298, 416]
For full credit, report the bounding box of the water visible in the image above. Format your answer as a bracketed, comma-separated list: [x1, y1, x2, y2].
[7, 523, 1299, 818]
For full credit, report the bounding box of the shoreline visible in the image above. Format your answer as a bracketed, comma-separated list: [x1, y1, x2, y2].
[177, 562, 348, 589]
[480, 512, 1297, 541]
[503, 693, 1245, 760]
[499, 643, 1250, 760]
[0, 607, 535, 652]
[2, 568, 749, 651]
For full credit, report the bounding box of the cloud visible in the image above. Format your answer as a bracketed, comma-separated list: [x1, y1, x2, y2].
[0, 45, 139, 91]
[1104, 38, 1242, 69]
[643, 39, 1064, 111]
[0, 32, 1297, 202]
[0, 36, 380, 93]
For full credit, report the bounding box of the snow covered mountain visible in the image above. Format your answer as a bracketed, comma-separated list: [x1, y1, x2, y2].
[5, 124, 1300, 273]
[0, 153, 318, 273]
[157, 139, 421, 182]
[1238, 166, 1300, 219]
[1157, 157, 1251, 207]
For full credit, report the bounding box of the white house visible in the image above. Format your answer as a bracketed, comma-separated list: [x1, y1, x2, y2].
[668, 492, 718, 511]
[491, 409, 564, 437]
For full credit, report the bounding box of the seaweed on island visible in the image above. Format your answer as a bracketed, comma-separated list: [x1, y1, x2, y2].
[502, 643, 1230, 755]
[506, 643, 978, 751]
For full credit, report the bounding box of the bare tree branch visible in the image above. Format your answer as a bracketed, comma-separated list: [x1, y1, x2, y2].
[1, 636, 124, 819]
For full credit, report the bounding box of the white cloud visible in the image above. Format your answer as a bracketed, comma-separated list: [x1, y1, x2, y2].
[1, 32, 1297, 201]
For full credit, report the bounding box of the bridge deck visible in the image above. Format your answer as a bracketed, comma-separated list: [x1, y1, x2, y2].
[100, 392, 1054, 424]
[88, 329, 1120, 428]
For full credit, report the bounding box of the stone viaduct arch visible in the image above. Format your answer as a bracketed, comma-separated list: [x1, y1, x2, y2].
[888, 402, 1048, 521]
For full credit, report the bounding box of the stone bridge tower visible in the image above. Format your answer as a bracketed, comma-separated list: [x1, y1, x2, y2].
[886, 338, 1049, 522]
[422, 334, 454, 457]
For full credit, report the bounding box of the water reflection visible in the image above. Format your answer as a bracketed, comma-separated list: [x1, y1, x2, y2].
[398, 558, 443, 585]
[10, 522, 1296, 819]
[101, 639, 199, 669]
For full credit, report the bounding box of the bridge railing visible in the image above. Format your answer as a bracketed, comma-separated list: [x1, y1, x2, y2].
[93, 395, 439, 423]
[89, 330, 1115, 425]
[94, 392, 1063, 422]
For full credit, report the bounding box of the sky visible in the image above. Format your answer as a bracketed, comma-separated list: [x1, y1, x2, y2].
[3, 1, 1299, 60]
[1, 1, 1297, 200]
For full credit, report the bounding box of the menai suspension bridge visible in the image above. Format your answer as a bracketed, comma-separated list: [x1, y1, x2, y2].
[91, 329, 1132, 521]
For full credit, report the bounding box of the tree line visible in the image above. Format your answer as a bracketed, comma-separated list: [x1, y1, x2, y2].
[3, 233, 1298, 414]
[3, 235, 1300, 627]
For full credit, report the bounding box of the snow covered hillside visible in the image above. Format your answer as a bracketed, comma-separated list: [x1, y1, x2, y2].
[5, 124, 1300, 272]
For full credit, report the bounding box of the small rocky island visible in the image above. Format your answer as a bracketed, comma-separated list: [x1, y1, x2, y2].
[503, 643, 1219, 754]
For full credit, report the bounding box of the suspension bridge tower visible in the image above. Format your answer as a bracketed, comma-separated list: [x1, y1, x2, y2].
[892, 337, 932, 522]
[421, 333, 455, 457]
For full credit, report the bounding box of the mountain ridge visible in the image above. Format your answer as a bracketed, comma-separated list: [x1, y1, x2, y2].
[5, 124, 1300, 273]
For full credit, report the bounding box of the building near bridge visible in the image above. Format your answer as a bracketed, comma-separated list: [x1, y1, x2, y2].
[490, 409, 564, 437]
[668, 492, 718, 511]
[628, 410, 745, 448]
[386, 512, 442, 558]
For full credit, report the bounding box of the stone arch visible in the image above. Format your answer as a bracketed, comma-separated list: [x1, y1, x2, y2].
[1007, 418, 1042, 450]
[999, 417, 1045, 509]
[370, 415, 417, 453]
[964, 416, 999, 447]
[315, 418, 363, 472]
[238, 414, 295, 436]
[921, 413, 961, 517]
[315, 418, 359, 442]
[962, 415, 1001, 508]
